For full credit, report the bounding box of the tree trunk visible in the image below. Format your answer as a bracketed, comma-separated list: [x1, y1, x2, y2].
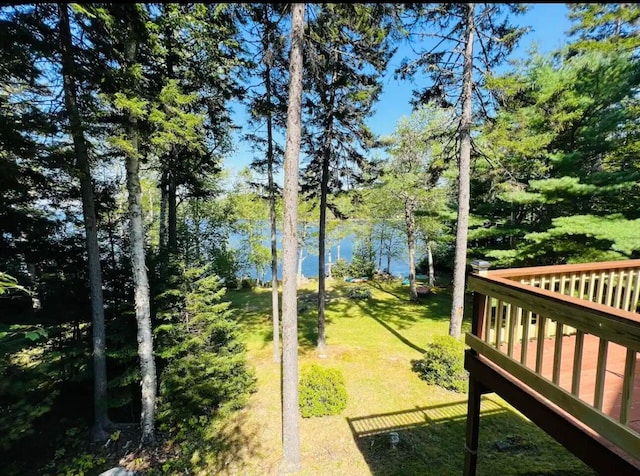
[107, 211, 119, 310]
[317, 54, 337, 355]
[124, 32, 157, 447]
[404, 197, 418, 302]
[427, 241, 435, 287]
[378, 223, 385, 271]
[159, 171, 168, 253]
[195, 204, 201, 265]
[281, 3, 304, 472]
[297, 244, 305, 278]
[266, 51, 280, 364]
[317, 148, 329, 353]
[167, 171, 177, 255]
[164, 21, 178, 258]
[58, 3, 110, 441]
[449, 2, 475, 339]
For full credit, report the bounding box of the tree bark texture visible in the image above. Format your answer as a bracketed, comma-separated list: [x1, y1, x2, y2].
[124, 32, 158, 446]
[167, 170, 177, 255]
[404, 196, 418, 302]
[266, 55, 280, 364]
[317, 146, 330, 353]
[159, 170, 168, 253]
[427, 241, 435, 287]
[297, 244, 305, 278]
[281, 3, 304, 472]
[449, 2, 475, 339]
[58, 3, 110, 440]
[317, 57, 337, 354]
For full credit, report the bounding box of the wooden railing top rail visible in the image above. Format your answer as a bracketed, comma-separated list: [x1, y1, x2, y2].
[488, 259, 640, 279]
[468, 274, 640, 350]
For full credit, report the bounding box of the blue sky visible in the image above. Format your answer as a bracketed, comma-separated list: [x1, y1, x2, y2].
[367, 3, 573, 138]
[224, 3, 573, 182]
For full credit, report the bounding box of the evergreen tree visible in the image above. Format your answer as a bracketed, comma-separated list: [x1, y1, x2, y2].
[58, 3, 111, 440]
[0, 6, 65, 455]
[398, 3, 528, 338]
[156, 266, 255, 426]
[150, 4, 239, 261]
[382, 105, 454, 301]
[302, 3, 393, 352]
[476, 18, 640, 265]
[243, 3, 289, 363]
[567, 3, 640, 54]
[0, 4, 58, 282]
[281, 3, 304, 471]
[86, 3, 159, 445]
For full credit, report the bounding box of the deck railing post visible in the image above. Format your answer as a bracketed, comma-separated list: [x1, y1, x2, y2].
[465, 260, 491, 476]
[470, 259, 490, 276]
[470, 260, 490, 340]
[464, 363, 484, 476]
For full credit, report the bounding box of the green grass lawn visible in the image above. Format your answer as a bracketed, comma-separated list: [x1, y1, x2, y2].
[200, 279, 595, 475]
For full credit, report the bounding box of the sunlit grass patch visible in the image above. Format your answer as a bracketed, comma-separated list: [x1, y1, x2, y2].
[215, 278, 595, 475]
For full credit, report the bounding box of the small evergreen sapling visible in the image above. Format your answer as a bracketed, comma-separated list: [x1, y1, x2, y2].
[157, 266, 256, 428]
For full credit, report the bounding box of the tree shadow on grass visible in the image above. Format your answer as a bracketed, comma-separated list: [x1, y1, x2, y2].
[347, 396, 595, 476]
[228, 286, 342, 351]
[368, 279, 408, 301]
[361, 281, 453, 327]
[368, 312, 427, 354]
[327, 281, 452, 353]
[347, 281, 473, 350]
[295, 286, 353, 350]
[227, 287, 274, 337]
[192, 410, 269, 475]
[228, 281, 472, 354]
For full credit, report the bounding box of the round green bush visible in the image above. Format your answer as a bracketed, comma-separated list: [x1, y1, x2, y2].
[346, 285, 371, 300]
[411, 335, 468, 393]
[299, 364, 348, 418]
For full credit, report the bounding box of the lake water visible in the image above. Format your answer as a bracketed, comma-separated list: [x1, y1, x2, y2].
[231, 228, 411, 280]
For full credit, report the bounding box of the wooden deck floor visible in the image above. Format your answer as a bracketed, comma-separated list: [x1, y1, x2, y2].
[500, 334, 640, 433]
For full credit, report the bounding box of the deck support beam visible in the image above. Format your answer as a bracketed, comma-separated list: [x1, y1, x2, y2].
[463, 375, 487, 476]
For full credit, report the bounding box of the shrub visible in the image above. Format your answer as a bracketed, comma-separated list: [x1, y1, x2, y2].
[346, 285, 371, 300]
[331, 259, 350, 279]
[411, 335, 468, 393]
[299, 365, 348, 417]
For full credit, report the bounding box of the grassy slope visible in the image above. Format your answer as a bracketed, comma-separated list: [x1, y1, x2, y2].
[201, 280, 595, 476]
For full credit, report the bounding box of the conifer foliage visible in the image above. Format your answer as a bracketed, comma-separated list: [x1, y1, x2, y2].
[302, 3, 394, 352]
[156, 266, 256, 428]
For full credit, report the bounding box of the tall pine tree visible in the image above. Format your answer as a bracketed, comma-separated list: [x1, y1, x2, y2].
[474, 5, 640, 266]
[243, 3, 289, 363]
[281, 3, 305, 471]
[58, 2, 111, 440]
[302, 3, 393, 352]
[398, 3, 528, 338]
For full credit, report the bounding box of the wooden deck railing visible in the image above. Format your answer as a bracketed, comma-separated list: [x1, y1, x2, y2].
[466, 259, 640, 463]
